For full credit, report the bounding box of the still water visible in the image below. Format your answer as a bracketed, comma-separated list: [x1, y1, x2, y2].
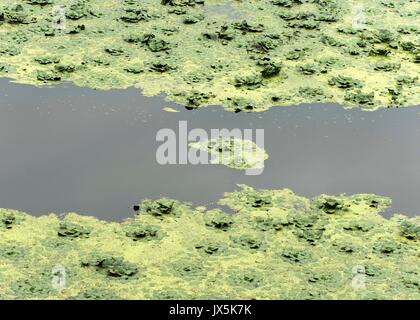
[0, 78, 419, 220]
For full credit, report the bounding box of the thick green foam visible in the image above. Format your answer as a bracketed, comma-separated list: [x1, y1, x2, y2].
[0, 0, 418, 111]
[0, 185, 418, 299]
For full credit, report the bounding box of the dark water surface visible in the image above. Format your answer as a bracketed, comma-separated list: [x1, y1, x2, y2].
[0, 78, 419, 220]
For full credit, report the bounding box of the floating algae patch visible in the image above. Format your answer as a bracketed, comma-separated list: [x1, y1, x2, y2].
[0, 0, 418, 111]
[0, 186, 419, 300]
[189, 137, 268, 170]
[162, 106, 180, 112]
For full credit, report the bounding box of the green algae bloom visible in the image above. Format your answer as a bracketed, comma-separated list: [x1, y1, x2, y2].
[189, 137, 268, 170]
[0, 0, 418, 111]
[0, 185, 418, 300]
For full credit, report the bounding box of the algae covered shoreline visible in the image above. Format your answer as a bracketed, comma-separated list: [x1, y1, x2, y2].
[0, 0, 419, 112]
[0, 185, 418, 300]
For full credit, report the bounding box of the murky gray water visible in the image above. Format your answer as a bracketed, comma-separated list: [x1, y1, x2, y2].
[0, 78, 419, 220]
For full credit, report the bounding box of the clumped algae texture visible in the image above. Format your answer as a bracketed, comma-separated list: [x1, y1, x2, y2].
[0, 185, 419, 300]
[189, 137, 268, 170]
[0, 0, 418, 111]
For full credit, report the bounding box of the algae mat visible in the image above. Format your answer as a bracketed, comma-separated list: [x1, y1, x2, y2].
[0, 0, 419, 112]
[0, 185, 418, 300]
[189, 137, 268, 171]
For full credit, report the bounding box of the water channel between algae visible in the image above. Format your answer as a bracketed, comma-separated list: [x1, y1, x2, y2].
[0, 0, 419, 111]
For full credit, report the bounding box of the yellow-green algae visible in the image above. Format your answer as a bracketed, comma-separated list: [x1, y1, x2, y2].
[0, 185, 419, 300]
[162, 106, 180, 112]
[189, 137, 268, 170]
[0, 0, 418, 112]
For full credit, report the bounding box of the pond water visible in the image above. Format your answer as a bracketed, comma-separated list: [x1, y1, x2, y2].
[0, 78, 419, 220]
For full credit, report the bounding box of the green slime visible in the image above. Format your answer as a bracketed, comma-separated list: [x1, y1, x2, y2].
[0, 185, 418, 300]
[0, 0, 418, 111]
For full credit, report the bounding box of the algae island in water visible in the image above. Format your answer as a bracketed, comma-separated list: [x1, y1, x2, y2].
[0, 0, 418, 111]
[0, 185, 419, 300]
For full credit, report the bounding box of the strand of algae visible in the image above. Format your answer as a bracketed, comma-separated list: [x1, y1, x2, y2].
[0, 185, 418, 300]
[0, 0, 418, 112]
